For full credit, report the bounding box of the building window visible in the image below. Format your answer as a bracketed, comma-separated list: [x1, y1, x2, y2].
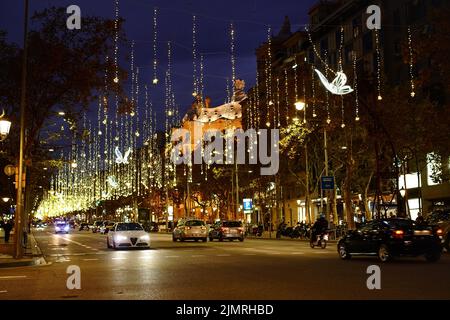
[353, 17, 362, 38]
[363, 32, 373, 55]
[345, 44, 353, 64]
[408, 198, 420, 221]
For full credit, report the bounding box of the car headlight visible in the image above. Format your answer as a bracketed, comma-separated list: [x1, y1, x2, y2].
[55, 227, 60, 231]
[140, 235, 150, 241]
[64, 226, 69, 231]
[115, 235, 127, 241]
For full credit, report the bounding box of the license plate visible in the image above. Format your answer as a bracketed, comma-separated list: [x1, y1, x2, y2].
[414, 230, 431, 236]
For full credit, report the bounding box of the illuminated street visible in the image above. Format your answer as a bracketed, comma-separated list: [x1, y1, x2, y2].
[0, 229, 449, 300]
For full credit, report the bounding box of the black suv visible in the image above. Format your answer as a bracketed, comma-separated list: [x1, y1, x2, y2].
[337, 218, 442, 262]
[426, 210, 450, 251]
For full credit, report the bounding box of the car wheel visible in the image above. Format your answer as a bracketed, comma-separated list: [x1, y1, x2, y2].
[107, 238, 111, 249]
[112, 240, 117, 250]
[378, 244, 392, 262]
[202, 238, 207, 242]
[180, 235, 185, 242]
[425, 250, 441, 262]
[338, 242, 351, 260]
[172, 234, 177, 242]
[219, 236, 224, 242]
[239, 237, 244, 242]
[209, 236, 213, 242]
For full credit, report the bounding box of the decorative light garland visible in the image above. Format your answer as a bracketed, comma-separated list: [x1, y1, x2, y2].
[375, 29, 383, 101]
[408, 26, 415, 98]
[152, 7, 159, 85]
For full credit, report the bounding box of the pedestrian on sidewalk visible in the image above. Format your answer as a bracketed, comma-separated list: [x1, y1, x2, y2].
[3, 220, 13, 243]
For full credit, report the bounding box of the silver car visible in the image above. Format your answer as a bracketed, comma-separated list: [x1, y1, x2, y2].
[209, 221, 245, 242]
[173, 219, 208, 242]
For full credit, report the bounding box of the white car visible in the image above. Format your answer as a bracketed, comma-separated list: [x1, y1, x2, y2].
[107, 222, 150, 249]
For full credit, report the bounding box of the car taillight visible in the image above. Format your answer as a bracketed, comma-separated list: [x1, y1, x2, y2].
[201, 226, 206, 230]
[393, 230, 404, 239]
[185, 226, 191, 230]
[238, 227, 244, 232]
[221, 227, 229, 232]
[436, 229, 443, 236]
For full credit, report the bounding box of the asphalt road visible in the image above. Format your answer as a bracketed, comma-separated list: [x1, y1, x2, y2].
[0, 228, 449, 300]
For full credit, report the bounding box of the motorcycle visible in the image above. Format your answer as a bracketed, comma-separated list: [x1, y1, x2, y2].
[310, 231, 329, 249]
[276, 223, 293, 239]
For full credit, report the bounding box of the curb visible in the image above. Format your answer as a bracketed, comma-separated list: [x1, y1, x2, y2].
[29, 232, 49, 266]
[0, 233, 49, 269]
[246, 236, 339, 243]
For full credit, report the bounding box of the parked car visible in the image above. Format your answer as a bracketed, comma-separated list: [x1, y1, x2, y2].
[107, 222, 150, 249]
[172, 219, 207, 242]
[426, 210, 450, 251]
[54, 221, 70, 234]
[99, 221, 115, 234]
[209, 221, 245, 242]
[337, 218, 442, 262]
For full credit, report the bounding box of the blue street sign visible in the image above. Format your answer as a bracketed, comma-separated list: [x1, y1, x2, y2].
[321, 176, 335, 190]
[243, 198, 253, 212]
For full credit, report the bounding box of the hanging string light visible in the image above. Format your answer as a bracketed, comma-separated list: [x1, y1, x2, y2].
[302, 77, 307, 124]
[408, 26, 415, 98]
[375, 29, 383, 101]
[276, 77, 281, 127]
[113, 0, 119, 84]
[324, 51, 331, 124]
[311, 66, 317, 118]
[192, 15, 199, 97]
[230, 21, 236, 100]
[200, 54, 205, 104]
[306, 26, 336, 75]
[284, 68, 289, 123]
[265, 26, 274, 127]
[353, 53, 360, 121]
[152, 7, 159, 85]
[255, 70, 260, 129]
[225, 77, 231, 104]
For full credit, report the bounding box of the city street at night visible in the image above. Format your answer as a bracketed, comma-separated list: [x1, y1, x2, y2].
[1, 229, 449, 300]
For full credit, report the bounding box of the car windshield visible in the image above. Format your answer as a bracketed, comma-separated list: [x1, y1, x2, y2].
[56, 223, 66, 227]
[116, 223, 143, 231]
[94, 221, 103, 226]
[223, 221, 242, 228]
[185, 220, 205, 227]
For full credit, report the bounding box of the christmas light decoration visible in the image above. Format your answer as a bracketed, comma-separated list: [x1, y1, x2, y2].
[408, 26, 415, 98]
[152, 7, 159, 85]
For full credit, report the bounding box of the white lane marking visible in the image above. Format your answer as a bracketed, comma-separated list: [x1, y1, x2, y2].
[49, 233, 99, 251]
[0, 290, 7, 293]
[242, 253, 257, 256]
[291, 252, 305, 255]
[191, 255, 205, 258]
[112, 257, 127, 260]
[165, 256, 179, 258]
[51, 247, 68, 250]
[83, 259, 99, 261]
[0, 276, 27, 280]
[217, 254, 231, 257]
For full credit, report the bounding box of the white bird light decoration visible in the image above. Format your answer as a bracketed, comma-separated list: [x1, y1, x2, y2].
[115, 146, 132, 164]
[107, 176, 118, 189]
[314, 69, 354, 96]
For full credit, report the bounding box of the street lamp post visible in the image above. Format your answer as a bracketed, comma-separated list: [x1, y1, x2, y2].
[14, 0, 29, 259]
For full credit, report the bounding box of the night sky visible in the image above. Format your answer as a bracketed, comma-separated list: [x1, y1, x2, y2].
[0, 0, 317, 128]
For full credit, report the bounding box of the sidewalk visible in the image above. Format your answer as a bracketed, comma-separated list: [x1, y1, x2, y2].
[0, 232, 48, 268]
[246, 231, 339, 243]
